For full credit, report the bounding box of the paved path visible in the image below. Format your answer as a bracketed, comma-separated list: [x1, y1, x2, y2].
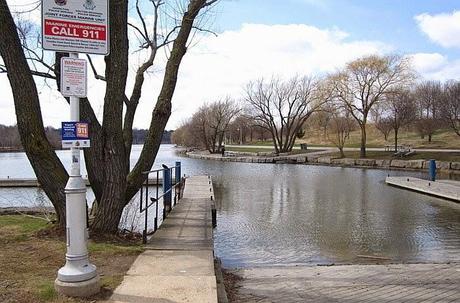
[386, 176, 460, 202]
[227, 145, 460, 153]
[228, 263, 460, 303]
[103, 175, 217, 303]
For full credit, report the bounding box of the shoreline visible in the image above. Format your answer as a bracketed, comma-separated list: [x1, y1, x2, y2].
[185, 150, 460, 176]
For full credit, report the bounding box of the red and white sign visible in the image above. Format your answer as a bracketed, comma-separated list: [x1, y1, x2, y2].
[61, 57, 87, 98]
[42, 0, 109, 55]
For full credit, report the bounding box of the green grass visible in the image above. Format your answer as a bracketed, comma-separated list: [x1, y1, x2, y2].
[37, 281, 57, 301]
[0, 215, 143, 303]
[89, 241, 144, 254]
[0, 215, 49, 233]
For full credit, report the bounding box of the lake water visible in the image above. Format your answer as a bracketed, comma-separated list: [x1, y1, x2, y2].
[1, 144, 460, 267]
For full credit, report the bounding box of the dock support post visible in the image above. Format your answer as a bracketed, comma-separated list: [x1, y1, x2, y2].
[429, 159, 436, 181]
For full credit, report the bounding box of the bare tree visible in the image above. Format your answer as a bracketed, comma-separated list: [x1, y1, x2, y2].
[374, 117, 393, 141]
[330, 54, 414, 157]
[372, 106, 392, 141]
[175, 99, 239, 152]
[0, 0, 219, 232]
[244, 76, 323, 153]
[441, 81, 460, 137]
[414, 80, 443, 142]
[206, 98, 240, 152]
[384, 89, 417, 151]
[326, 110, 355, 158]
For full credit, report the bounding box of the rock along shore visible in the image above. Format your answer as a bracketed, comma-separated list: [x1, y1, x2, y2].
[186, 150, 460, 174]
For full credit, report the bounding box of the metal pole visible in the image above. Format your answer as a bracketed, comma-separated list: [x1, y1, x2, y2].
[429, 159, 437, 181]
[56, 53, 98, 290]
[175, 161, 181, 185]
[163, 165, 171, 212]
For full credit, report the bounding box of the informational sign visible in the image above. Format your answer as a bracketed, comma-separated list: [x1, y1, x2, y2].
[61, 57, 87, 98]
[61, 122, 90, 148]
[42, 0, 109, 55]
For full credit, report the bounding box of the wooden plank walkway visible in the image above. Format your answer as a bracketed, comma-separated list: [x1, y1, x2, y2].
[104, 175, 217, 303]
[229, 263, 460, 302]
[386, 176, 460, 202]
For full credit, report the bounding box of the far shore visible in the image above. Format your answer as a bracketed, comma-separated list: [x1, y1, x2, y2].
[185, 148, 460, 176]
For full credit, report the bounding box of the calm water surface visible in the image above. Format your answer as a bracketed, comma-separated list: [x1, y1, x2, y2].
[1, 145, 459, 267]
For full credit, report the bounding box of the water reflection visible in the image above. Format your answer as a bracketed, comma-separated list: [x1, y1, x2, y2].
[1, 145, 460, 267]
[211, 163, 460, 267]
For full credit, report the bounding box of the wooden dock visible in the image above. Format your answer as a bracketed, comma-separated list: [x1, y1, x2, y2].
[386, 176, 460, 202]
[105, 175, 218, 303]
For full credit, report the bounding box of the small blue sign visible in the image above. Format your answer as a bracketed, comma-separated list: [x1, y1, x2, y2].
[61, 122, 90, 148]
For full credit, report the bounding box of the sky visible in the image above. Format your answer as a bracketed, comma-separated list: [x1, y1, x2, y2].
[1, 0, 459, 129]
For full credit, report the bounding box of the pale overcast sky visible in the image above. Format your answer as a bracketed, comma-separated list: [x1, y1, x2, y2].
[1, 0, 459, 129]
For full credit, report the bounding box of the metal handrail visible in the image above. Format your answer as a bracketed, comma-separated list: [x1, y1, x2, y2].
[139, 162, 184, 244]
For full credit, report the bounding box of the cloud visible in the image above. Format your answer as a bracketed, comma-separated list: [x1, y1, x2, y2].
[4, 22, 459, 130]
[409, 52, 460, 81]
[165, 23, 388, 127]
[415, 11, 460, 48]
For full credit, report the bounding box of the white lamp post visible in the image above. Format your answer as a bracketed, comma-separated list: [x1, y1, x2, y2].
[54, 54, 99, 297]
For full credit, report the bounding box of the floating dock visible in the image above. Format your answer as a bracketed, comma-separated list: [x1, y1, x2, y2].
[386, 176, 460, 202]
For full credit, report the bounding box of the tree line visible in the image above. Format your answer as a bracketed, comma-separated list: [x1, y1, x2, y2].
[173, 54, 460, 157]
[0, 125, 173, 151]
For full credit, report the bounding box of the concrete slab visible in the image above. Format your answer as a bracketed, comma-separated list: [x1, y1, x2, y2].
[111, 275, 217, 303]
[127, 250, 215, 276]
[386, 176, 460, 202]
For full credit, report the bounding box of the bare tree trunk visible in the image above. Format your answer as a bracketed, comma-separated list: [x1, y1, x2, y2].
[0, 0, 68, 227]
[125, 0, 209, 202]
[394, 128, 398, 152]
[360, 125, 367, 158]
[339, 147, 345, 158]
[89, 0, 129, 233]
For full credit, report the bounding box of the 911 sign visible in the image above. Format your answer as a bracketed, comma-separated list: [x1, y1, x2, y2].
[42, 0, 109, 55]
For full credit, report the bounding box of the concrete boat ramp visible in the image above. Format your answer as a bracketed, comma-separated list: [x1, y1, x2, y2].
[386, 176, 460, 202]
[103, 175, 219, 303]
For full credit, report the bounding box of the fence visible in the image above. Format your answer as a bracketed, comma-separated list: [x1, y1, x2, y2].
[139, 161, 184, 244]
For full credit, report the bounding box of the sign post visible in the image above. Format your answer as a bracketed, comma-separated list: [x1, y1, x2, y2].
[41, 0, 109, 297]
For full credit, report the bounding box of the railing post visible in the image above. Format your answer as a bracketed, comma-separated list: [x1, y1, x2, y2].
[175, 161, 181, 185]
[429, 159, 436, 181]
[154, 201, 158, 231]
[143, 176, 149, 244]
[163, 165, 171, 213]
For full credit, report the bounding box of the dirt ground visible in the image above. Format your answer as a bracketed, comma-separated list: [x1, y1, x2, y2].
[0, 215, 143, 303]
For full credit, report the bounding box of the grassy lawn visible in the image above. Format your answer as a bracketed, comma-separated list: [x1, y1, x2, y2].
[244, 127, 459, 149]
[0, 215, 143, 303]
[332, 151, 460, 162]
